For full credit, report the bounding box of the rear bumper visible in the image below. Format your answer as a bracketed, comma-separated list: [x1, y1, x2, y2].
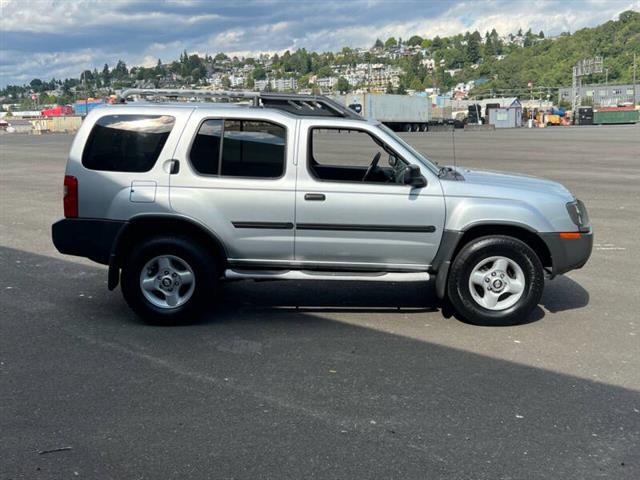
[52, 218, 127, 265]
[540, 230, 593, 276]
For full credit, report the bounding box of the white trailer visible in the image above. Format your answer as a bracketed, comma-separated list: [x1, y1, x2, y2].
[330, 93, 432, 132]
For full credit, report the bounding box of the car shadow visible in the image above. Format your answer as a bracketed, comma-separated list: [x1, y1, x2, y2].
[0, 245, 635, 480]
[540, 274, 590, 313]
[219, 273, 590, 325]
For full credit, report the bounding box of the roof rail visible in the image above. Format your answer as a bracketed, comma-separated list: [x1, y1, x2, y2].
[117, 88, 363, 120]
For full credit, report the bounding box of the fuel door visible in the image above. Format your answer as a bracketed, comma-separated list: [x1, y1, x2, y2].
[130, 180, 157, 203]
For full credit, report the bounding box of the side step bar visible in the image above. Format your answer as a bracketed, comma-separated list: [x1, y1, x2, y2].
[224, 269, 430, 282]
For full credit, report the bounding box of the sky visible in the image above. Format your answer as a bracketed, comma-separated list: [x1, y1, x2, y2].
[1, 0, 638, 87]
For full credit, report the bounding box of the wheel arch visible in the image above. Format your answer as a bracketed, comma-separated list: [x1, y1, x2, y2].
[434, 222, 552, 300]
[108, 214, 228, 290]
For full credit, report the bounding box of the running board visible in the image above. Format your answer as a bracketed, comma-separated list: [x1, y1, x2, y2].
[224, 269, 430, 282]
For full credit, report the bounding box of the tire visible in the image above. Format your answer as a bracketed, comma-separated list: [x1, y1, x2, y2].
[446, 235, 544, 326]
[403, 123, 412, 132]
[120, 236, 219, 325]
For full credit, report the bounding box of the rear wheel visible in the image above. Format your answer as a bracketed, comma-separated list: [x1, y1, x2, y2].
[121, 236, 219, 325]
[447, 236, 544, 326]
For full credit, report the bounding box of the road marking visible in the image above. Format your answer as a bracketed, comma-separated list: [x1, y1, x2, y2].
[594, 243, 626, 251]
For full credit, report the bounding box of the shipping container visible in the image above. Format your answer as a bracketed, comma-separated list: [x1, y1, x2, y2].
[593, 109, 639, 124]
[41, 105, 74, 117]
[577, 107, 593, 125]
[72, 100, 105, 116]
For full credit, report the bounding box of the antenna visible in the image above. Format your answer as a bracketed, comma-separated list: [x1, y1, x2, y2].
[451, 124, 458, 179]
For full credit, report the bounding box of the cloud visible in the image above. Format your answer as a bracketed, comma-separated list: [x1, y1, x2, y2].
[0, 0, 637, 86]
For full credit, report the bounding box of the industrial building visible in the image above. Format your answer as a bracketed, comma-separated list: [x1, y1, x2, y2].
[558, 83, 638, 107]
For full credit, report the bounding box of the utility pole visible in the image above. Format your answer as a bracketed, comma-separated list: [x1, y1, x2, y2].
[634, 53, 637, 107]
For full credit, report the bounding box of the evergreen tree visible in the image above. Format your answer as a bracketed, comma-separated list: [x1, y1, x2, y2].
[101, 63, 110, 85]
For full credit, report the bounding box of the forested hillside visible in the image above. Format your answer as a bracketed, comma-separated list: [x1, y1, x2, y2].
[467, 10, 640, 96]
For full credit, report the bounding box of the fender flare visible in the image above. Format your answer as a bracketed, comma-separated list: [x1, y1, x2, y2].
[432, 222, 546, 300]
[107, 214, 228, 290]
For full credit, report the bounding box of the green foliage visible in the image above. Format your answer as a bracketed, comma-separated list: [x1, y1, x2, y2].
[252, 65, 266, 80]
[336, 76, 350, 92]
[465, 31, 482, 64]
[472, 10, 640, 97]
[407, 35, 423, 46]
[384, 37, 397, 48]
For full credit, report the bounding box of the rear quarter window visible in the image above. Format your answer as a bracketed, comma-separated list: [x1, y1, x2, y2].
[82, 114, 175, 172]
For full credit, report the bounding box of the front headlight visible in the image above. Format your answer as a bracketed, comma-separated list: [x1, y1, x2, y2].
[566, 199, 590, 231]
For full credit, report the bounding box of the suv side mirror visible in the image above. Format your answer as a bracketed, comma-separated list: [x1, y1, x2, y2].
[404, 164, 427, 188]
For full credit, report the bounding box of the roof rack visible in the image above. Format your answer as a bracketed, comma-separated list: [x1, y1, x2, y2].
[117, 89, 363, 120]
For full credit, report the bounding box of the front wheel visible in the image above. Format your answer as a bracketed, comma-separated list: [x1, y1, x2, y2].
[121, 236, 219, 325]
[447, 236, 544, 326]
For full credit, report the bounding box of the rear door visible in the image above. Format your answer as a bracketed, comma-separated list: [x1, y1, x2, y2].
[169, 110, 297, 266]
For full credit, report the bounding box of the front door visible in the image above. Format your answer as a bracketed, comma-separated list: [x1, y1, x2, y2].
[294, 122, 445, 270]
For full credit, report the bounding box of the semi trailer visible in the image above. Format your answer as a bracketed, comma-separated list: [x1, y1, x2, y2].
[330, 93, 432, 132]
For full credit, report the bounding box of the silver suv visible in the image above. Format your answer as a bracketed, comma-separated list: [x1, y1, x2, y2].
[52, 90, 592, 326]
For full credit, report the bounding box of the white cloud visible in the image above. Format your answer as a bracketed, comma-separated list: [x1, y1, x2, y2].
[1, 0, 638, 86]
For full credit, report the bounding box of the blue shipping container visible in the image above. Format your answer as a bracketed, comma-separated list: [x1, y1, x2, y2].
[73, 101, 103, 115]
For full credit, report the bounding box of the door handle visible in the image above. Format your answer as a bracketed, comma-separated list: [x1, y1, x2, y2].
[304, 193, 325, 201]
[163, 159, 180, 174]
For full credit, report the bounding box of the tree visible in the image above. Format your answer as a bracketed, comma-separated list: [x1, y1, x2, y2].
[485, 31, 495, 56]
[112, 60, 128, 80]
[538, 30, 545, 38]
[466, 30, 482, 64]
[30, 78, 44, 92]
[384, 37, 397, 48]
[221, 75, 231, 89]
[102, 63, 110, 85]
[252, 66, 266, 80]
[409, 77, 424, 91]
[407, 35, 423, 46]
[335, 76, 350, 93]
[373, 38, 384, 49]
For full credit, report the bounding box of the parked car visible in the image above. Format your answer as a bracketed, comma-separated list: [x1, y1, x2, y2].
[52, 90, 592, 326]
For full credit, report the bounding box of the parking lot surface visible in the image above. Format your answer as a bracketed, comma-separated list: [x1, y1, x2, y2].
[1, 126, 639, 479]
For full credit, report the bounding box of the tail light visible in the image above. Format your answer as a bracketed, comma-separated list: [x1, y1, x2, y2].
[63, 175, 78, 218]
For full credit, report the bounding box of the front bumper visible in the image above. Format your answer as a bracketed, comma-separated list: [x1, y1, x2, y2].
[540, 230, 593, 276]
[52, 218, 127, 265]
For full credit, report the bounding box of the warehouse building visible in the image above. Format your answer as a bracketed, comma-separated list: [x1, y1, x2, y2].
[558, 83, 638, 107]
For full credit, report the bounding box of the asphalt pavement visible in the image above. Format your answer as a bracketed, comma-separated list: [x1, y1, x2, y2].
[1, 126, 639, 479]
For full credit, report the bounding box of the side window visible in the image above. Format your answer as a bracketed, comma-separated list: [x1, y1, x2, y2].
[309, 128, 407, 184]
[82, 115, 175, 172]
[189, 119, 286, 178]
[190, 119, 222, 175]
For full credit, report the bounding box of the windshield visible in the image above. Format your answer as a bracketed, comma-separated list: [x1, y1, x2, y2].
[377, 123, 440, 174]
